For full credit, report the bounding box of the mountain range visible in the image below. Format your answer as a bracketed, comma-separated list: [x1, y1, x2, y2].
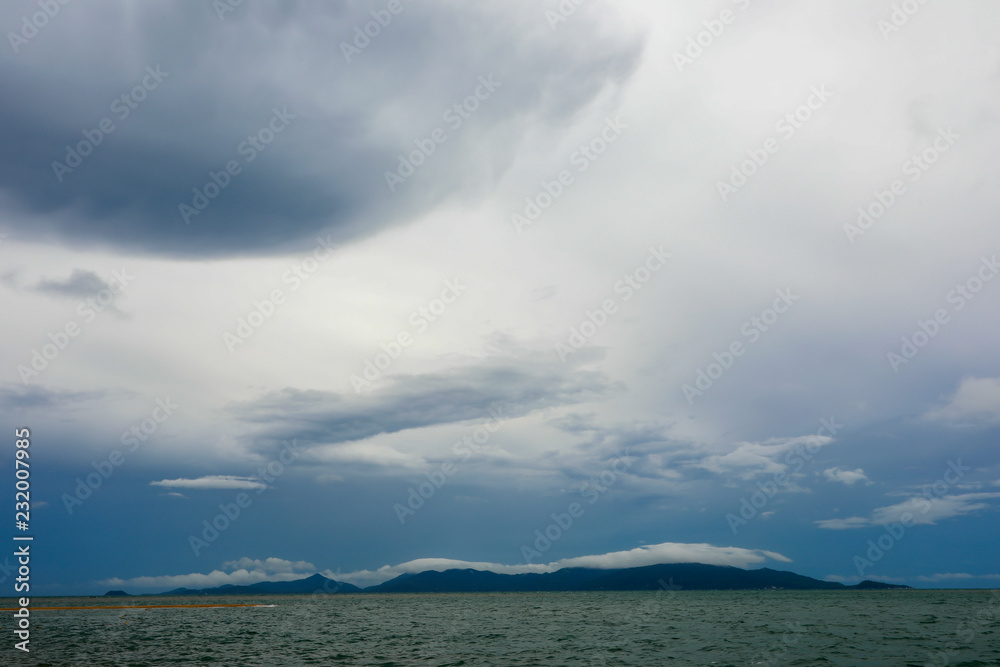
[158, 573, 362, 596]
[107, 564, 911, 596]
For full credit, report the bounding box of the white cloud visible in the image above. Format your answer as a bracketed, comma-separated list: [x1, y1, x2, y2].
[823, 467, 870, 486]
[814, 516, 870, 530]
[696, 435, 833, 479]
[816, 492, 1000, 529]
[100, 569, 297, 591]
[222, 557, 315, 574]
[925, 377, 1000, 426]
[327, 558, 551, 588]
[149, 475, 266, 490]
[100, 557, 315, 591]
[9, 1, 1000, 594]
[332, 542, 792, 587]
[826, 573, 907, 584]
[871, 493, 1000, 526]
[107, 542, 793, 591]
[550, 543, 792, 570]
[310, 443, 425, 469]
[915, 572, 1000, 582]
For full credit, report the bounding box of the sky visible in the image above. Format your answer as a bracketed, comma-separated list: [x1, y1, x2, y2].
[1, 0, 999, 596]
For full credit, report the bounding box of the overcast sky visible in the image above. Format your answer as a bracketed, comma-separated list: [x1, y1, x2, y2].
[2, 0, 999, 595]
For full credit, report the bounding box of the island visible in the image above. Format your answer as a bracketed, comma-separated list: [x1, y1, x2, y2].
[153, 564, 912, 596]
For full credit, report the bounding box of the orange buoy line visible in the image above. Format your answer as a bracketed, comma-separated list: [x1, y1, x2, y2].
[0, 603, 274, 611]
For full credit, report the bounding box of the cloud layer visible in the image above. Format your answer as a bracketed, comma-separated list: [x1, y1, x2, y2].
[150, 475, 268, 491]
[0, 1, 642, 257]
[816, 493, 1000, 529]
[3, 0, 1000, 594]
[103, 542, 791, 590]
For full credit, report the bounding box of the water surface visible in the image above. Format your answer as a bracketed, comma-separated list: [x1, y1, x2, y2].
[5, 589, 998, 665]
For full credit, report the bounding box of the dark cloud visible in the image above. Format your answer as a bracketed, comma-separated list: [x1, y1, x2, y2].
[0, 384, 112, 410]
[0, 0, 644, 257]
[31, 269, 111, 299]
[230, 350, 623, 454]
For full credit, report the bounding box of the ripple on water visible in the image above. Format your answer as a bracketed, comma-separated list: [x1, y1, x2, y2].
[4, 590, 998, 666]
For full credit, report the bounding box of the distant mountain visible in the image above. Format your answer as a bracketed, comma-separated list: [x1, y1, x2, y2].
[104, 590, 130, 597]
[366, 564, 911, 593]
[162, 573, 360, 596]
[853, 579, 909, 590]
[156, 565, 909, 596]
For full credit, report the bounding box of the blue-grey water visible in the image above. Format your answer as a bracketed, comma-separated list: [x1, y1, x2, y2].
[4, 590, 999, 665]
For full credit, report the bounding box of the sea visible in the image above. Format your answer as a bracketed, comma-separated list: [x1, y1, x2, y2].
[3, 589, 998, 666]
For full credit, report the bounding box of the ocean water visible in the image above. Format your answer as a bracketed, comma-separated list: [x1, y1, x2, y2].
[4, 589, 999, 666]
